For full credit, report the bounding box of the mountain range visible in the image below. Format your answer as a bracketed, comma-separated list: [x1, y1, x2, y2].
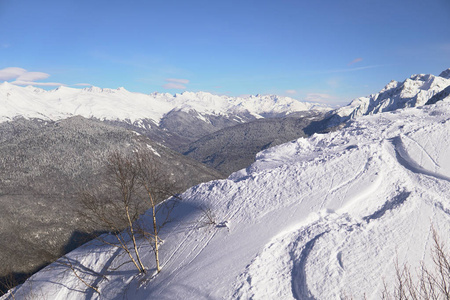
[1, 68, 450, 299]
[0, 83, 326, 127]
[0, 85, 329, 290]
[0, 83, 330, 151]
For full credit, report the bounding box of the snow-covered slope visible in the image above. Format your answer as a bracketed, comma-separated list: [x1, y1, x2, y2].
[329, 68, 450, 125]
[7, 99, 450, 299]
[0, 83, 328, 124]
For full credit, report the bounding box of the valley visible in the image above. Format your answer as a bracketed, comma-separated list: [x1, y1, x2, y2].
[1, 68, 450, 298]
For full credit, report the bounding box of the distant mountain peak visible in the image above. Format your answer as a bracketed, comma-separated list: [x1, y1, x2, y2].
[0, 81, 16, 89]
[330, 69, 450, 125]
[16, 88, 450, 300]
[0, 85, 330, 125]
[83, 86, 103, 93]
[439, 68, 450, 79]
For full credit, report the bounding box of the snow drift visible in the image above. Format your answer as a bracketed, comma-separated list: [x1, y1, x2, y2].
[5, 96, 450, 299]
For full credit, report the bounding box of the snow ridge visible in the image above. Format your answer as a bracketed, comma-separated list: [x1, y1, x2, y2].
[0, 84, 329, 125]
[7, 100, 450, 299]
[330, 68, 450, 125]
[4, 69, 450, 299]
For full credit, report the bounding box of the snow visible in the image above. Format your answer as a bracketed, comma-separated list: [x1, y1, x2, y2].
[146, 144, 161, 157]
[0, 84, 329, 125]
[5, 99, 450, 299]
[331, 71, 450, 125]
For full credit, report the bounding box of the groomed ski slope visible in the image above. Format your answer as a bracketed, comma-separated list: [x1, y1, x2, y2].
[6, 101, 450, 299]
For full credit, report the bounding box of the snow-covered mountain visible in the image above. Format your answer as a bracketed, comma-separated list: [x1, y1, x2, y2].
[0, 83, 328, 124]
[0, 84, 331, 151]
[6, 93, 450, 299]
[326, 68, 450, 126]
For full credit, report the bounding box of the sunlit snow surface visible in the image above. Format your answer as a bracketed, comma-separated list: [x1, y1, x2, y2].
[5, 102, 450, 299]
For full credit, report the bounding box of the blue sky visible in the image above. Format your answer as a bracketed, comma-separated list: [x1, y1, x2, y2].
[0, 0, 449, 105]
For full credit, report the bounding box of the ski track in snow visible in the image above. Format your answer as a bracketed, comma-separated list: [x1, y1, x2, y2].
[391, 136, 450, 182]
[403, 134, 441, 170]
[229, 105, 450, 299]
[6, 102, 450, 299]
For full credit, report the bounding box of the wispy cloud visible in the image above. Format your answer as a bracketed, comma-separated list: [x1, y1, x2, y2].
[11, 68, 64, 86]
[73, 83, 92, 86]
[0, 67, 27, 80]
[0, 66, 86, 87]
[319, 64, 386, 74]
[166, 78, 189, 84]
[348, 57, 363, 65]
[162, 83, 187, 89]
[162, 78, 189, 89]
[285, 89, 297, 95]
[305, 93, 337, 104]
[12, 80, 67, 87]
[1, 43, 10, 49]
[16, 71, 50, 82]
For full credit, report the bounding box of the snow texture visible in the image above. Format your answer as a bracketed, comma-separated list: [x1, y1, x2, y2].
[6, 100, 450, 299]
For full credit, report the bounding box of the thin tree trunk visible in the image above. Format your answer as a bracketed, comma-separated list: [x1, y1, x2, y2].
[147, 189, 161, 273]
[62, 257, 101, 294]
[126, 206, 146, 273]
[114, 232, 143, 274]
[153, 204, 161, 273]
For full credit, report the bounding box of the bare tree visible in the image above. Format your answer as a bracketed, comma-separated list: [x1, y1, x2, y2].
[199, 206, 217, 228]
[134, 150, 179, 273]
[80, 151, 146, 273]
[79, 149, 178, 275]
[382, 229, 450, 300]
[0, 271, 18, 300]
[56, 256, 104, 295]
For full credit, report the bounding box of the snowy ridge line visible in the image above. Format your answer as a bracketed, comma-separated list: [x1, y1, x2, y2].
[327, 68, 450, 126]
[402, 134, 441, 169]
[6, 101, 450, 299]
[362, 190, 411, 222]
[391, 136, 450, 182]
[0, 82, 329, 125]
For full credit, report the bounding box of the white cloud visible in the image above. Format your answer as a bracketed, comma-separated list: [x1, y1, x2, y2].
[16, 71, 50, 82]
[162, 78, 190, 89]
[162, 82, 187, 89]
[348, 57, 363, 65]
[285, 89, 297, 95]
[166, 78, 189, 84]
[0, 67, 68, 86]
[319, 64, 386, 74]
[73, 83, 92, 86]
[305, 93, 336, 104]
[0, 67, 27, 80]
[11, 80, 66, 87]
